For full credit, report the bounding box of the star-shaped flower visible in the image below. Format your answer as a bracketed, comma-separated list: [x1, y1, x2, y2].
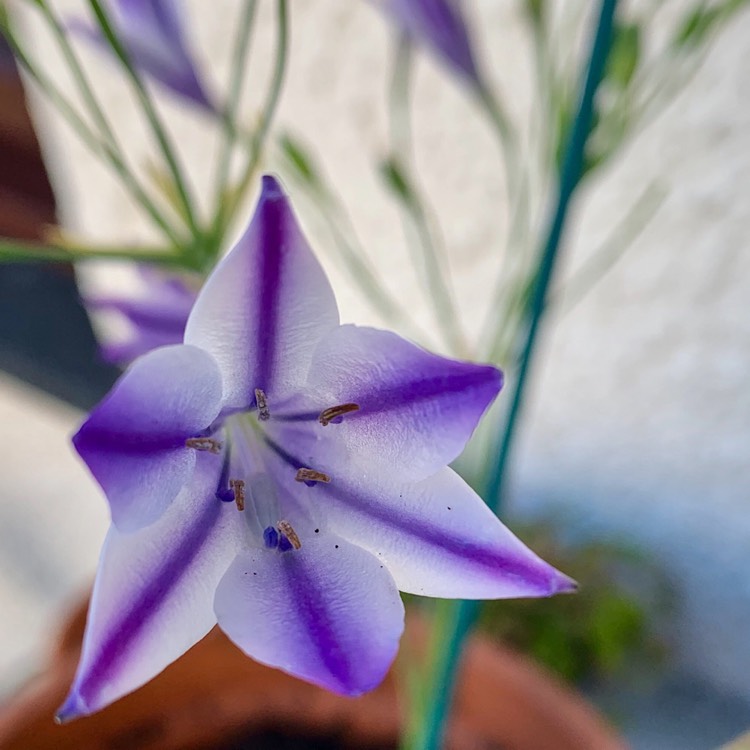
[59, 175, 573, 720]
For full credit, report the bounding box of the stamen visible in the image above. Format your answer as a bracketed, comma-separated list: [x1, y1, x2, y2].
[230, 478, 246, 511]
[186, 437, 222, 454]
[263, 526, 279, 549]
[295, 468, 331, 485]
[277, 519, 302, 550]
[255, 388, 270, 421]
[318, 402, 360, 426]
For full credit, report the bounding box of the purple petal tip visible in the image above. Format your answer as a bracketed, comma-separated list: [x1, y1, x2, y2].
[55, 691, 86, 724]
[553, 572, 579, 595]
[492, 365, 504, 394]
[260, 174, 285, 201]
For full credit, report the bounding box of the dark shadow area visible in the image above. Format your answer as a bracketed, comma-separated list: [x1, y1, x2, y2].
[216, 728, 395, 750]
[0, 50, 119, 409]
[0, 263, 119, 409]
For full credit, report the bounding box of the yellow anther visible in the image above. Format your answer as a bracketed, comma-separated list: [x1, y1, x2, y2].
[255, 388, 270, 421]
[318, 402, 360, 426]
[277, 520, 301, 550]
[185, 437, 222, 454]
[295, 468, 331, 484]
[230, 478, 246, 511]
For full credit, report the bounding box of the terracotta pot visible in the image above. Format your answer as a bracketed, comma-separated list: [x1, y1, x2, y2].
[0, 596, 627, 750]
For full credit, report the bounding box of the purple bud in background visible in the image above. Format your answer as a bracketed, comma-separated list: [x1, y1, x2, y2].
[72, 0, 217, 112]
[384, 0, 484, 88]
[85, 266, 196, 365]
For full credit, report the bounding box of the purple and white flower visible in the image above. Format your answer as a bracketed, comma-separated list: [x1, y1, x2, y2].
[59, 175, 573, 720]
[72, 0, 216, 111]
[384, 0, 484, 87]
[85, 267, 196, 365]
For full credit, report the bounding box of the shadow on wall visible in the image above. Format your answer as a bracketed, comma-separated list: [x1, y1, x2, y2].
[0, 48, 118, 409]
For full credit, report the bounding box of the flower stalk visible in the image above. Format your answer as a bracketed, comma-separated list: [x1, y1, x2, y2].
[210, 0, 259, 222]
[401, 1, 619, 747]
[85, 0, 202, 247]
[211, 0, 289, 243]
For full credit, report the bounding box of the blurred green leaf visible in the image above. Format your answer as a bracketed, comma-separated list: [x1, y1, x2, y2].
[590, 593, 644, 673]
[607, 22, 640, 88]
[379, 157, 414, 204]
[673, 0, 748, 50]
[674, 5, 723, 48]
[278, 132, 320, 188]
[477, 519, 672, 683]
[523, 0, 546, 29]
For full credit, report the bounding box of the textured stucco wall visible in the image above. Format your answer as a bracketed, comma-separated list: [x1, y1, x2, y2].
[11, 0, 750, 699]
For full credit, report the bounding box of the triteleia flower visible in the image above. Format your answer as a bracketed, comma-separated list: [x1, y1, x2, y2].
[59, 175, 574, 720]
[384, 0, 484, 87]
[72, 0, 216, 111]
[85, 267, 195, 365]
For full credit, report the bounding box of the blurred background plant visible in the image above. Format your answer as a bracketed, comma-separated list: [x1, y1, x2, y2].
[0, 0, 748, 748]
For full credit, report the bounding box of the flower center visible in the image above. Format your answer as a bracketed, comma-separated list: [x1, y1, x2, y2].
[263, 520, 302, 551]
[186, 391, 360, 554]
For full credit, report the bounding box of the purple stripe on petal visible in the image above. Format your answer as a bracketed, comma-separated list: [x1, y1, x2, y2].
[185, 176, 339, 410]
[304, 325, 502, 480]
[352, 362, 501, 418]
[59, 454, 242, 719]
[280, 555, 354, 689]
[63, 498, 219, 716]
[214, 533, 404, 696]
[74, 344, 224, 531]
[255, 176, 284, 391]
[323, 468, 575, 600]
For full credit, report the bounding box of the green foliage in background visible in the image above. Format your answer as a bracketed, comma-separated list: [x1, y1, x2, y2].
[479, 520, 672, 683]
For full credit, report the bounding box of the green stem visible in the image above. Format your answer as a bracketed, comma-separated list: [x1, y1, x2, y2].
[556, 180, 666, 313]
[485, 0, 619, 512]
[35, 1, 119, 149]
[0, 23, 183, 247]
[277, 134, 428, 341]
[313, 193, 425, 338]
[389, 34, 413, 157]
[211, 0, 258, 222]
[0, 237, 187, 267]
[215, 0, 288, 238]
[401, 2, 619, 748]
[86, 0, 201, 241]
[386, 42, 467, 357]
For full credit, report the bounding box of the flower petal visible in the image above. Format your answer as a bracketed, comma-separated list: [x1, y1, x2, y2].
[57, 455, 243, 721]
[185, 176, 339, 410]
[73, 344, 224, 531]
[214, 533, 404, 696]
[86, 269, 195, 364]
[71, 0, 216, 111]
[385, 0, 483, 86]
[320, 467, 575, 599]
[302, 325, 501, 479]
[114, 0, 215, 109]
